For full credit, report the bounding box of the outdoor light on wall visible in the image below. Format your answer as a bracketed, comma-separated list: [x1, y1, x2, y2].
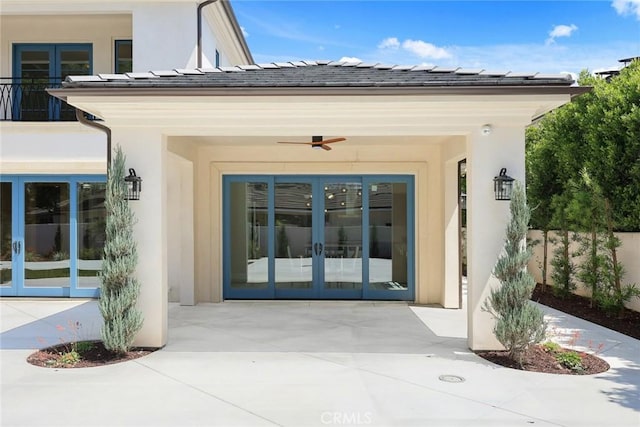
[493, 168, 514, 201]
[124, 168, 142, 201]
[481, 124, 492, 135]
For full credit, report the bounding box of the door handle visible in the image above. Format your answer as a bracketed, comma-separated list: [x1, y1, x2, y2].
[13, 241, 21, 255]
[18, 241, 21, 255]
[313, 242, 318, 255]
[318, 243, 323, 256]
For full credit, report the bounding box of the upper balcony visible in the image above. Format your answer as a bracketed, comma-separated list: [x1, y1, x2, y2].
[0, 77, 75, 122]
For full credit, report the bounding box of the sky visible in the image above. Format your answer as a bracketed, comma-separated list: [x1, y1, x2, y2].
[231, 0, 640, 76]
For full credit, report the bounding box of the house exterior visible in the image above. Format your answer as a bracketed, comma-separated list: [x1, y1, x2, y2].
[1, 0, 587, 351]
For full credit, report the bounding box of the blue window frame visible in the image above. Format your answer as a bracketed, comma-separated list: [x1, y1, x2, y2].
[223, 175, 415, 301]
[215, 49, 220, 68]
[0, 175, 106, 298]
[12, 43, 92, 121]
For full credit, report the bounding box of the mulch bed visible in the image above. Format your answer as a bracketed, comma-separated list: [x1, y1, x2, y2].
[477, 344, 609, 375]
[27, 341, 157, 368]
[531, 284, 640, 340]
[476, 283, 640, 375]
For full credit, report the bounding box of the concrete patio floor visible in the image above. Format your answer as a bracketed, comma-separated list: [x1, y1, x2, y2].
[0, 297, 638, 427]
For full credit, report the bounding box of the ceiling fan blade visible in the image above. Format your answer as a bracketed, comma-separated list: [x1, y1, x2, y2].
[321, 144, 332, 151]
[321, 138, 346, 144]
[277, 141, 313, 145]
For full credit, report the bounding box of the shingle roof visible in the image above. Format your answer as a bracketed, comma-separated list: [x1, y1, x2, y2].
[62, 60, 575, 89]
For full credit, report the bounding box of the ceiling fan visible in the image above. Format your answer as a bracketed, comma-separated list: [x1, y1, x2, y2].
[277, 136, 346, 151]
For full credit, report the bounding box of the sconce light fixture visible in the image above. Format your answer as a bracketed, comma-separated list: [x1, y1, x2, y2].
[481, 124, 492, 136]
[124, 168, 142, 201]
[493, 168, 514, 201]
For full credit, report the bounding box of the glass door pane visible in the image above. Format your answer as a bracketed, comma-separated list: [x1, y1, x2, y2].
[77, 182, 106, 289]
[368, 182, 408, 291]
[58, 47, 91, 120]
[274, 182, 313, 290]
[17, 48, 52, 121]
[323, 181, 363, 292]
[23, 182, 70, 288]
[229, 182, 269, 290]
[0, 183, 13, 287]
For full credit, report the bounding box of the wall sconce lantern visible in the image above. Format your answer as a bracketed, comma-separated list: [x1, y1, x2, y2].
[124, 168, 142, 201]
[493, 168, 514, 201]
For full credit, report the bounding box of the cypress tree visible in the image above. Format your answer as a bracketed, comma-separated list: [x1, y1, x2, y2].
[483, 182, 546, 365]
[99, 146, 143, 355]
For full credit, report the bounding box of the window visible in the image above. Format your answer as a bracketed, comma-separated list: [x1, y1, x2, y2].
[12, 43, 92, 120]
[115, 40, 132, 73]
[215, 49, 220, 68]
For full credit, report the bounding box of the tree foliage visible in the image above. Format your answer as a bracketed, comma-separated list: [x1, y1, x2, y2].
[527, 61, 640, 231]
[483, 182, 546, 365]
[99, 146, 143, 355]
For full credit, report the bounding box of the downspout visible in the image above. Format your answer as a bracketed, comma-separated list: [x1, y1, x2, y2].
[75, 108, 112, 167]
[197, 0, 219, 68]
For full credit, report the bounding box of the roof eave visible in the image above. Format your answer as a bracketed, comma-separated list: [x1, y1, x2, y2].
[220, 0, 253, 64]
[48, 85, 591, 102]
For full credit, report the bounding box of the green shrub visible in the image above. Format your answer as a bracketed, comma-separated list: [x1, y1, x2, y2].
[556, 351, 584, 372]
[483, 182, 547, 365]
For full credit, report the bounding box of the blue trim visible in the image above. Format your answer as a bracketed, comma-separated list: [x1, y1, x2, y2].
[0, 175, 105, 298]
[222, 174, 415, 301]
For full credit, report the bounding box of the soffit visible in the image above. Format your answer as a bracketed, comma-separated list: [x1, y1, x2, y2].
[65, 93, 572, 136]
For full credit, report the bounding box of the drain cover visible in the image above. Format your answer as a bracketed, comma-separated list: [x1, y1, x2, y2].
[438, 374, 465, 383]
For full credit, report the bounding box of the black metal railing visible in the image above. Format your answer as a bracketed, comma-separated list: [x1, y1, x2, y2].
[0, 77, 76, 121]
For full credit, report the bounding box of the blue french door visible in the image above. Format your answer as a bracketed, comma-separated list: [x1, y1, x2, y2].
[223, 175, 414, 300]
[12, 43, 92, 121]
[0, 176, 106, 297]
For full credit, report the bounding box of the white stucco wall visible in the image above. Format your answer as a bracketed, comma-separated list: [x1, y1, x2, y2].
[112, 128, 168, 348]
[0, 124, 107, 173]
[528, 230, 640, 312]
[131, 3, 197, 71]
[167, 151, 194, 305]
[0, 14, 132, 76]
[466, 125, 526, 350]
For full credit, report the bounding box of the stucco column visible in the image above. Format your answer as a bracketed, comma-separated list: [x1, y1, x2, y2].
[466, 125, 525, 350]
[112, 129, 168, 348]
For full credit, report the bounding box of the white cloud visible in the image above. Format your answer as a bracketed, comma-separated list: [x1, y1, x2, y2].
[612, 0, 640, 20]
[401, 39, 451, 59]
[339, 56, 362, 63]
[240, 26, 249, 38]
[376, 37, 451, 61]
[378, 37, 400, 50]
[546, 24, 578, 45]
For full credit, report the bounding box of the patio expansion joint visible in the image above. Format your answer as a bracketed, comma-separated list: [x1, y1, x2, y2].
[131, 359, 283, 426]
[300, 351, 565, 426]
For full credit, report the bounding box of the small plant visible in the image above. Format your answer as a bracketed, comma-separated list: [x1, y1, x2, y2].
[542, 341, 561, 353]
[556, 351, 584, 372]
[75, 341, 95, 355]
[58, 350, 80, 366]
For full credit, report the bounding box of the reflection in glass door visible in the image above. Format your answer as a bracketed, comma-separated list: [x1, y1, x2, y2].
[368, 182, 409, 292]
[223, 175, 414, 300]
[0, 176, 106, 297]
[322, 181, 363, 297]
[0, 182, 14, 287]
[24, 182, 71, 288]
[275, 182, 313, 291]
